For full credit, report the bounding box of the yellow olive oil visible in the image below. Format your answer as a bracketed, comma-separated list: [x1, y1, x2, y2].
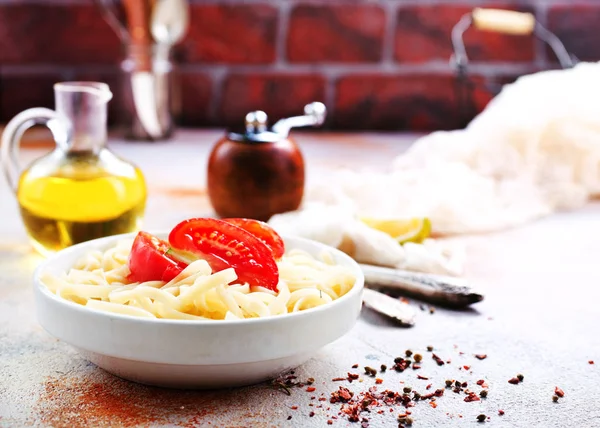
[17, 152, 146, 256]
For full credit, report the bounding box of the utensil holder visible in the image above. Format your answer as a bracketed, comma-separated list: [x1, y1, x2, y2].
[120, 44, 179, 141]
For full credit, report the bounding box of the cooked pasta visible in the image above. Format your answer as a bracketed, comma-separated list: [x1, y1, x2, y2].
[42, 239, 356, 320]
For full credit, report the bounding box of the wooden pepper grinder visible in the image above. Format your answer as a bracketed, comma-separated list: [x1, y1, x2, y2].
[207, 102, 327, 221]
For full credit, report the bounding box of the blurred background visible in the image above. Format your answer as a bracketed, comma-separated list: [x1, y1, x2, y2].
[0, 0, 595, 132]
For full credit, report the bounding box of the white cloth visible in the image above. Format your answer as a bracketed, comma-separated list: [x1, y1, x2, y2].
[270, 62, 600, 273]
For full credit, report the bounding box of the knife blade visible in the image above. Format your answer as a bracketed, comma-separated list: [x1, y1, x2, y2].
[362, 288, 416, 327]
[360, 264, 484, 308]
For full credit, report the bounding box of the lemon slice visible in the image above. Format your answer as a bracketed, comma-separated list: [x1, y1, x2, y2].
[360, 217, 431, 244]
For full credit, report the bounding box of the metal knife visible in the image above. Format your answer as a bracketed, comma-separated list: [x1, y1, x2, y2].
[360, 264, 484, 308]
[362, 288, 416, 327]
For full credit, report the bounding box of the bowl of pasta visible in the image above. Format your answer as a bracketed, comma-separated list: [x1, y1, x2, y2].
[33, 218, 363, 389]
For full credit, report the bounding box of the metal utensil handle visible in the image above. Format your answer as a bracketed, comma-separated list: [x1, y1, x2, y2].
[271, 102, 327, 137]
[472, 8, 535, 35]
[0, 108, 68, 193]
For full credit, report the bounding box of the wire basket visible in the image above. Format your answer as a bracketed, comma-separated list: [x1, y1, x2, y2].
[450, 8, 578, 126]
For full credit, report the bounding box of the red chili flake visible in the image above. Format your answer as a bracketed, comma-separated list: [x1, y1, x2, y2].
[589, 360, 595, 365]
[330, 386, 354, 403]
[412, 363, 421, 370]
[464, 392, 480, 402]
[332, 377, 346, 382]
[463, 365, 471, 370]
[498, 410, 505, 416]
[352, 364, 359, 369]
[426, 384, 432, 390]
[291, 406, 298, 410]
[430, 401, 438, 408]
[398, 413, 407, 418]
[319, 397, 327, 402]
[309, 411, 315, 417]
[375, 378, 383, 384]
[327, 421, 333, 425]
[475, 354, 487, 360]
[446, 359, 452, 364]
[461, 382, 468, 388]
[432, 354, 445, 366]
[306, 387, 316, 392]
[476, 380, 485, 386]
[348, 373, 359, 380]
[508, 377, 520, 385]
[555, 387, 565, 398]
[434, 389, 444, 397]
[417, 375, 429, 380]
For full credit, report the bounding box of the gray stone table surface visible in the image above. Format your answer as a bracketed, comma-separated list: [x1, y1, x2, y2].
[1, 130, 599, 428]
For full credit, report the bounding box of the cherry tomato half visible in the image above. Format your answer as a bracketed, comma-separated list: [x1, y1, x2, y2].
[128, 231, 188, 282]
[222, 218, 285, 259]
[168, 218, 279, 291]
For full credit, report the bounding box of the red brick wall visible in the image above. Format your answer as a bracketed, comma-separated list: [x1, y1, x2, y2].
[0, 0, 597, 131]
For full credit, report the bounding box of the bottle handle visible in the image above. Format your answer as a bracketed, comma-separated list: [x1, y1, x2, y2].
[0, 107, 70, 194]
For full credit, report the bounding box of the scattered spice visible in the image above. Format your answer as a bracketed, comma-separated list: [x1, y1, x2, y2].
[430, 401, 437, 408]
[364, 367, 377, 377]
[291, 406, 298, 410]
[429, 307, 436, 314]
[463, 365, 470, 370]
[464, 392, 480, 402]
[380, 364, 387, 372]
[432, 354, 445, 366]
[555, 387, 565, 398]
[477, 414, 486, 422]
[327, 420, 333, 425]
[405, 350, 413, 357]
[348, 373, 360, 381]
[393, 358, 410, 372]
[403, 387, 412, 393]
[332, 377, 346, 382]
[476, 379, 485, 386]
[306, 387, 316, 393]
[375, 378, 383, 385]
[445, 380, 453, 387]
[479, 390, 488, 398]
[307, 377, 315, 384]
[517, 374, 524, 382]
[412, 364, 421, 370]
[287, 416, 292, 420]
[508, 377, 520, 385]
[413, 354, 423, 363]
[352, 364, 359, 369]
[398, 415, 413, 425]
[498, 410, 505, 416]
[475, 354, 487, 360]
[417, 375, 429, 380]
[330, 387, 354, 403]
[552, 395, 559, 402]
[426, 346, 434, 352]
[589, 360, 594, 365]
[309, 411, 315, 417]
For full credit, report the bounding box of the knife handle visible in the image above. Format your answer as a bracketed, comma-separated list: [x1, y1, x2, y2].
[122, 0, 153, 72]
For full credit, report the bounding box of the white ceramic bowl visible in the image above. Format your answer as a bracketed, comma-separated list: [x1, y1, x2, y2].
[33, 232, 364, 389]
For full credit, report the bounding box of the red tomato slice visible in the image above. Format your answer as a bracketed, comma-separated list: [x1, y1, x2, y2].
[221, 218, 285, 259]
[168, 218, 279, 291]
[128, 231, 188, 282]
